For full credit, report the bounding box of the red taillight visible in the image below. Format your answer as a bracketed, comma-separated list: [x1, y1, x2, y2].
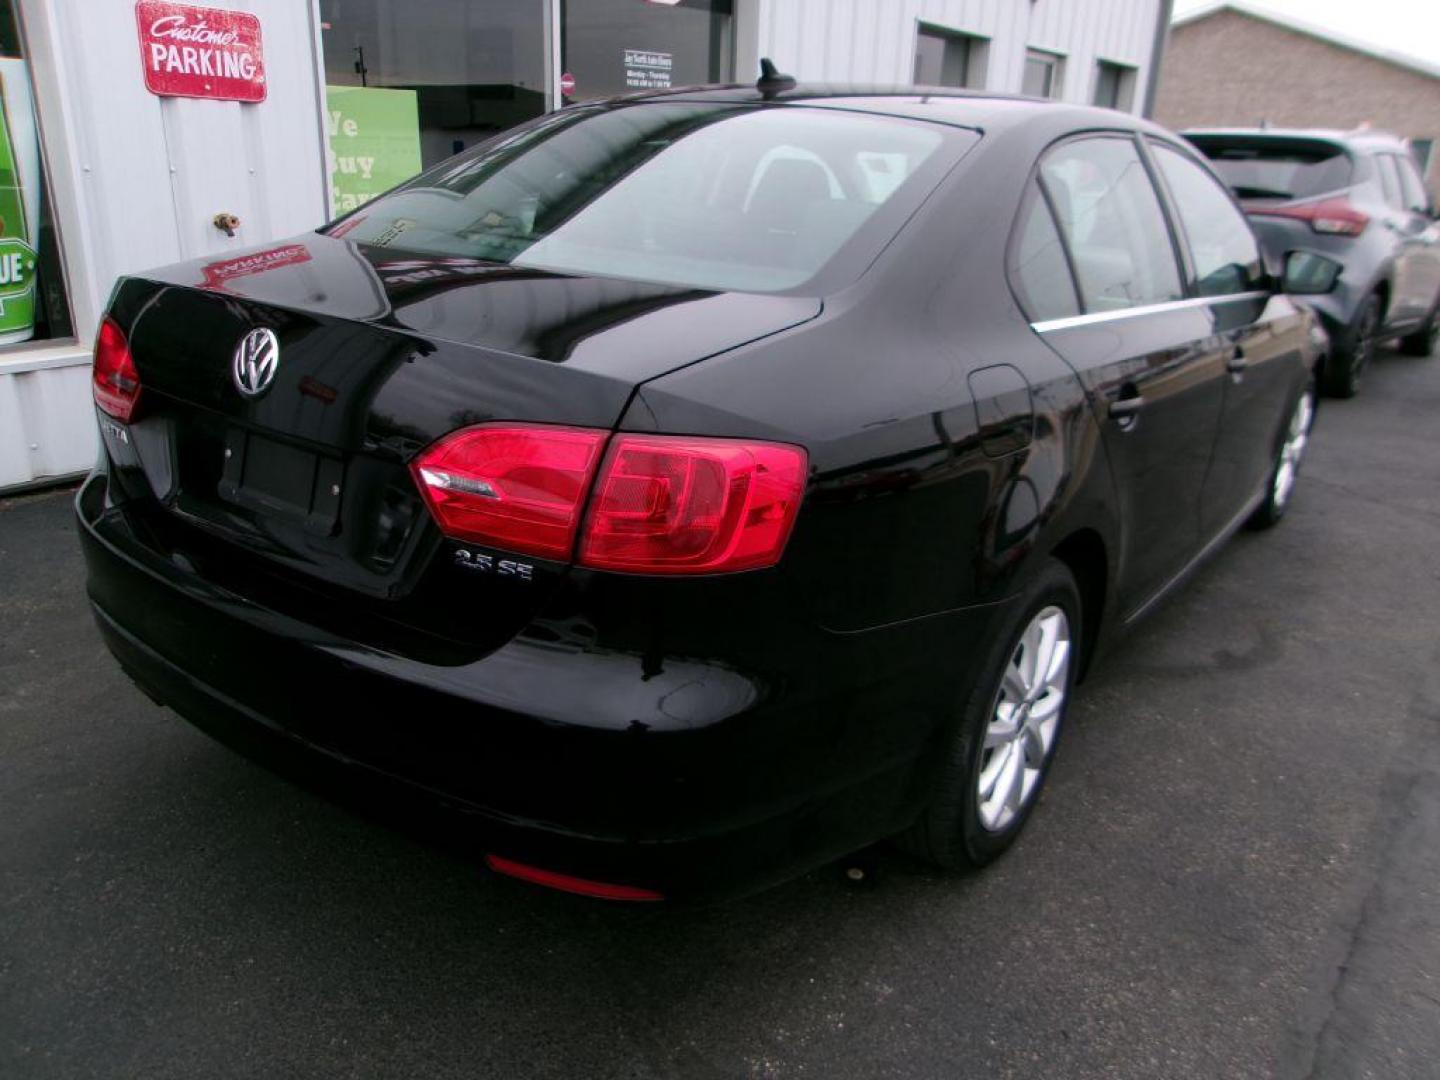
[1248, 195, 1369, 237]
[410, 424, 607, 561]
[578, 434, 807, 574]
[92, 316, 141, 423]
[412, 424, 808, 573]
[484, 854, 664, 901]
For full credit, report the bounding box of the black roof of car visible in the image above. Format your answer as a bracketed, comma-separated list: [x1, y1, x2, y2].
[606, 82, 1173, 138]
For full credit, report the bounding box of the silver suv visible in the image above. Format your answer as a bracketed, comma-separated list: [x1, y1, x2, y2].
[1184, 128, 1440, 397]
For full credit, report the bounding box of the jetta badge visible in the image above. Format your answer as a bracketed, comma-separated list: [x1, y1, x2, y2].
[232, 328, 280, 397]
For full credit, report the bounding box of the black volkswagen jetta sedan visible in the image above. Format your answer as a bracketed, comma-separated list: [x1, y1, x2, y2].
[80, 82, 1331, 901]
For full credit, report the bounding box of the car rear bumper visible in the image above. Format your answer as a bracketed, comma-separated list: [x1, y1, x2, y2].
[77, 472, 1004, 899]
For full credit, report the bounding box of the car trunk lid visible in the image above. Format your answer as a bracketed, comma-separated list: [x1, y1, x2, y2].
[105, 234, 819, 655]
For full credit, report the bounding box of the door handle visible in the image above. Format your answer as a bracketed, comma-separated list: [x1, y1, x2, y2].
[1227, 346, 1248, 374]
[1109, 389, 1144, 426]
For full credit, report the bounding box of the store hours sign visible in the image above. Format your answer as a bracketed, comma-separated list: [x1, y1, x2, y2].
[135, 2, 267, 103]
[624, 50, 673, 90]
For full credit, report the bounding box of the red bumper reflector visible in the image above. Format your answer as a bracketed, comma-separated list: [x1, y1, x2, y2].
[484, 854, 665, 901]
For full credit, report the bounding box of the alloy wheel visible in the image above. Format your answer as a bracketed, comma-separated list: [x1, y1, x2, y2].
[1272, 391, 1314, 510]
[977, 605, 1070, 832]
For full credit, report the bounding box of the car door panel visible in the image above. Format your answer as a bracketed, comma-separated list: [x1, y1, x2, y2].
[1145, 138, 1308, 538]
[1377, 154, 1430, 325]
[1391, 154, 1440, 320]
[1200, 295, 1311, 534]
[1037, 307, 1226, 615]
[1029, 134, 1225, 618]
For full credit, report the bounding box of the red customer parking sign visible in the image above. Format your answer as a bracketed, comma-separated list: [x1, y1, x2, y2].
[135, 1, 267, 103]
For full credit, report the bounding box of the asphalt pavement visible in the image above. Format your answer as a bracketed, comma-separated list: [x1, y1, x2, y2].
[3, 346, 1439, 1079]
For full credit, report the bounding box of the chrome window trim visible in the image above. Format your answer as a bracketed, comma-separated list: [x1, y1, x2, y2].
[1031, 290, 1270, 333]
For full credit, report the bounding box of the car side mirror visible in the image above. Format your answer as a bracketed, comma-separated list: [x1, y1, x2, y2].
[1281, 250, 1342, 295]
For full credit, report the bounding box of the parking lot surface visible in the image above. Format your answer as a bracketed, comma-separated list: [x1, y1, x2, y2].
[4, 347, 1440, 1079]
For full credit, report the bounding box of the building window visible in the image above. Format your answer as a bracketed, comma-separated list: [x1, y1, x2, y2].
[913, 24, 987, 89]
[0, 1, 72, 349]
[319, 0, 550, 210]
[1022, 49, 1064, 99]
[560, 0, 734, 105]
[1092, 60, 1136, 112]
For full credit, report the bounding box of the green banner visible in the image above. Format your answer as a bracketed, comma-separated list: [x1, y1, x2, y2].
[0, 68, 37, 341]
[325, 86, 423, 214]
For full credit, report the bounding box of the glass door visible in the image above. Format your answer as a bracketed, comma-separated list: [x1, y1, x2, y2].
[319, 0, 550, 211]
[560, 0, 734, 105]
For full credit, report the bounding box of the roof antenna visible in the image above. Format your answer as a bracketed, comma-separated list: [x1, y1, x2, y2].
[757, 57, 796, 99]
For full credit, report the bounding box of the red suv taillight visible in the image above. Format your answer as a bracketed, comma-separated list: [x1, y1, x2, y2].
[92, 316, 141, 423]
[411, 425, 808, 574]
[1247, 195, 1369, 237]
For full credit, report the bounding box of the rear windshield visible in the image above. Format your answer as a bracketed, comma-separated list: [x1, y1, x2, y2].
[1188, 138, 1353, 201]
[324, 102, 964, 294]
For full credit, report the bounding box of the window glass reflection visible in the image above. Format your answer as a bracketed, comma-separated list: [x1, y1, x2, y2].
[320, 0, 548, 177]
[328, 104, 954, 294]
[561, 0, 734, 105]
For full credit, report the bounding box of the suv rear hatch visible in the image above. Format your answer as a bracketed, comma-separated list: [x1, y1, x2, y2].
[1185, 133, 1355, 206]
[102, 233, 819, 659]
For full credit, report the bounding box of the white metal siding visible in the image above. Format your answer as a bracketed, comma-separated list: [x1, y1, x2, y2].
[0, 360, 94, 489]
[1, 0, 329, 491]
[750, 0, 1161, 110]
[0, 0, 1162, 493]
[34, 0, 329, 332]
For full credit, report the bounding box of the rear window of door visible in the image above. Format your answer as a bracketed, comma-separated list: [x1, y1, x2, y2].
[1149, 141, 1263, 297]
[1008, 181, 1081, 321]
[1375, 154, 1405, 209]
[1393, 155, 1431, 213]
[1039, 136, 1183, 313]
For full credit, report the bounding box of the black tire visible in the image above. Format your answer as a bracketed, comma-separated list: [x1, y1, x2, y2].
[1321, 293, 1381, 398]
[898, 559, 1081, 869]
[1398, 300, 1439, 357]
[1248, 377, 1317, 531]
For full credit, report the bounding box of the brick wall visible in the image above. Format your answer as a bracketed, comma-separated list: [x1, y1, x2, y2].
[1154, 9, 1440, 181]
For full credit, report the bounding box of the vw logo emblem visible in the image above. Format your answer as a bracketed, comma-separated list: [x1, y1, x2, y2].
[232, 328, 280, 398]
